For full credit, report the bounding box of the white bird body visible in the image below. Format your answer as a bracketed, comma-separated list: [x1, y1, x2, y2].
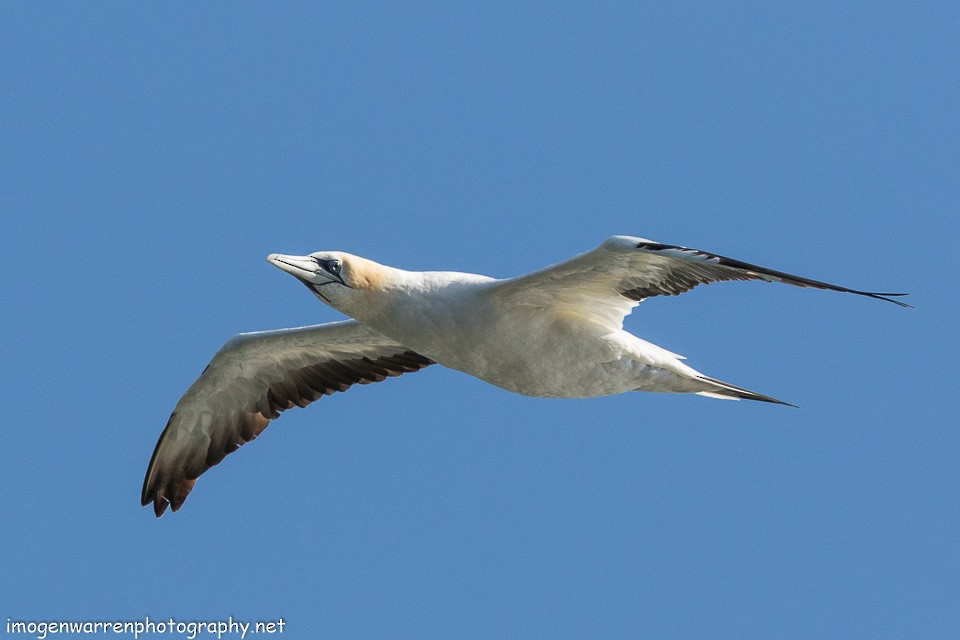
[142, 235, 909, 516]
[312, 257, 688, 398]
[342, 275, 679, 398]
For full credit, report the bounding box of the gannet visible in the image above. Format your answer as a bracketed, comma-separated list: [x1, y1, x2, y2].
[142, 235, 909, 516]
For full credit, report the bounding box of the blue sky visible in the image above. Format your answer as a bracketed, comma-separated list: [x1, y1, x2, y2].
[1, 2, 956, 638]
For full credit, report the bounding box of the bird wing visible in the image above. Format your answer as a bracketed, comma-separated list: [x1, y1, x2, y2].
[491, 235, 910, 329]
[141, 320, 433, 516]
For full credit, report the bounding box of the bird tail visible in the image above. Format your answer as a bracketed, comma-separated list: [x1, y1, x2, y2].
[694, 375, 797, 408]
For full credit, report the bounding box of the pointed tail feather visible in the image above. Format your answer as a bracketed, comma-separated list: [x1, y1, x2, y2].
[695, 375, 798, 408]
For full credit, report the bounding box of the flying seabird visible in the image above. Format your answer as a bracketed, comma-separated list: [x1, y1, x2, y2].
[142, 235, 909, 516]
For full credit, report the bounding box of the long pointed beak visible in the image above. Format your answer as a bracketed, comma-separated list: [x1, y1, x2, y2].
[266, 253, 320, 279]
[267, 253, 344, 289]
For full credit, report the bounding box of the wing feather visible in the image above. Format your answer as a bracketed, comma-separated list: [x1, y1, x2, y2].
[492, 235, 910, 329]
[141, 320, 432, 517]
[625, 240, 912, 305]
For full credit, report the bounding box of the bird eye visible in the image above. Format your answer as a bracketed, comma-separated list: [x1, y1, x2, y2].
[327, 259, 342, 275]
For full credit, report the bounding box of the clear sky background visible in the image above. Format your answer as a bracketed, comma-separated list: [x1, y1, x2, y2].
[1, 3, 957, 638]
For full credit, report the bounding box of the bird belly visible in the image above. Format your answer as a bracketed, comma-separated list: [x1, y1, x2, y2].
[463, 353, 642, 398]
[397, 307, 644, 398]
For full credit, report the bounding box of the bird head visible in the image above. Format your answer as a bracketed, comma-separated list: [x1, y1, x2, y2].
[267, 251, 389, 309]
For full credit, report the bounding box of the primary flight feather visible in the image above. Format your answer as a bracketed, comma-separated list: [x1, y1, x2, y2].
[142, 235, 909, 516]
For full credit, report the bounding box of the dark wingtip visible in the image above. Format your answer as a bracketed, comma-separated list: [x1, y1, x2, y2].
[141, 479, 165, 516]
[144, 477, 194, 518]
[866, 292, 913, 308]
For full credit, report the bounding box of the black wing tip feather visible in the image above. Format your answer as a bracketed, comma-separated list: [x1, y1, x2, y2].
[144, 482, 194, 518]
[150, 496, 170, 518]
[139, 486, 167, 516]
[142, 350, 435, 518]
[140, 414, 174, 517]
[635, 241, 912, 308]
[856, 292, 913, 308]
[142, 481, 189, 518]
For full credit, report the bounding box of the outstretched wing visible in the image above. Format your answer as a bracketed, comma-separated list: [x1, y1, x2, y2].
[141, 320, 433, 516]
[492, 235, 910, 329]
